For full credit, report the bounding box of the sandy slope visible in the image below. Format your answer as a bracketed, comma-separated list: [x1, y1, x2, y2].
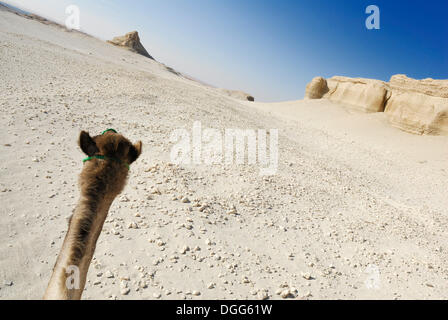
[1, 8, 448, 300]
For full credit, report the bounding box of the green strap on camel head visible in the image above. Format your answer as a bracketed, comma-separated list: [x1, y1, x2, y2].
[101, 128, 117, 135]
[82, 129, 130, 170]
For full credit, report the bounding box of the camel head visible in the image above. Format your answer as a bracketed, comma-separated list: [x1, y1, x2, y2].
[79, 129, 142, 170]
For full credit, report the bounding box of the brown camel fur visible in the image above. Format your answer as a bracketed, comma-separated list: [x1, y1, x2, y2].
[43, 130, 142, 299]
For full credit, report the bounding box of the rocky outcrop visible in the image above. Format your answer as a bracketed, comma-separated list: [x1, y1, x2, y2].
[304, 75, 448, 135]
[305, 76, 389, 112]
[385, 75, 448, 135]
[388, 74, 448, 98]
[107, 31, 154, 60]
[305, 77, 328, 99]
[325, 76, 389, 113]
[219, 89, 254, 101]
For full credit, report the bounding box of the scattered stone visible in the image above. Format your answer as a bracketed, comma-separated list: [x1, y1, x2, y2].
[120, 288, 130, 295]
[257, 290, 269, 300]
[280, 289, 296, 299]
[120, 195, 130, 202]
[180, 246, 190, 254]
[207, 282, 215, 289]
[105, 270, 114, 278]
[151, 188, 161, 195]
[181, 197, 190, 203]
[301, 272, 313, 280]
[128, 222, 139, 229]
[303, 291, 312, 298]
[241, 276, 250, 284]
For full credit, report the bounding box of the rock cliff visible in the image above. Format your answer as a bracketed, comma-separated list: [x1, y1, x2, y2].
[107, 31, 154, 60]
[305, 74, 448, 135]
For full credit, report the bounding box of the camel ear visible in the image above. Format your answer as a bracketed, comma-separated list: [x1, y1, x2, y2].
[79, 131, 98, 156]
[129, 141, 142, 163]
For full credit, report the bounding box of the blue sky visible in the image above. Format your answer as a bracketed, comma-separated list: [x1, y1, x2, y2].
[4, 0, 448, 101]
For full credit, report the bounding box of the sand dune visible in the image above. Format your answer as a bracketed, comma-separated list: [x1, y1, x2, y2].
[1, 7, 448, 300]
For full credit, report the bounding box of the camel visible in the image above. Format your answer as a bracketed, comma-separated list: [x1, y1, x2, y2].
[43, 129, 142, 300]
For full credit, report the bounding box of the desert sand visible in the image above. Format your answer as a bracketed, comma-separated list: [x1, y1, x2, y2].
[1, 7, 448, 300]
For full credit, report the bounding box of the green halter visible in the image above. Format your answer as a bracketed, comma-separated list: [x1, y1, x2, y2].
[101, 128, 117, 135]
[82, 129, 130, 170]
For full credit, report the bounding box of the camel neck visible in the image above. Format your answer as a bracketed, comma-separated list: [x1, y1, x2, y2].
[43, 168, 124, 300]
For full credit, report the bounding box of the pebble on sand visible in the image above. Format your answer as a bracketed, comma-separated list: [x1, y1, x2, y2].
[120, 288, 130, 295]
